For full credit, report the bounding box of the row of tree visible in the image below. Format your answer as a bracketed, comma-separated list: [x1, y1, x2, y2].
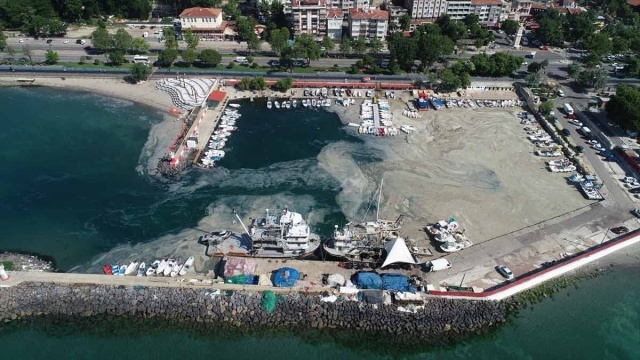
[237, 76, 294, 92]
[606, 84, 640, 131]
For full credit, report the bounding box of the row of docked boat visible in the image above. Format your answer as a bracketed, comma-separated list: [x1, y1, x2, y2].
[201, 106, 240, 167]
[426, 218, 473, 253]
[547, 158, 577, 172]
[102, 257, 195, 277]
[357, 100, 402, 137]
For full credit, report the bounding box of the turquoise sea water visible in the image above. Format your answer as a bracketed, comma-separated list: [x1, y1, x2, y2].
[0, 87, 638, 359]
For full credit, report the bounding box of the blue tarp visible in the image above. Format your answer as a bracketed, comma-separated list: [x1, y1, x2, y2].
[381, 273, 411, 292]
[352, 272, 383, 289]
[271, 267, 300, 287]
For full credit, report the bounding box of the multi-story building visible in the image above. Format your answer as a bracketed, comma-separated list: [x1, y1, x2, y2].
[326, 0, 370, 12]
[291, 0, 328, 37]
[404, 0, 448, 20]
[445, 0, 473, 20]
[348, 8, 389, 39]
[326, 7, 344, 39]
[178, 7, 229, 40]
[510, 0, 532, 21]
[444, 0, 506, 26]
[385, 4, 409, 30]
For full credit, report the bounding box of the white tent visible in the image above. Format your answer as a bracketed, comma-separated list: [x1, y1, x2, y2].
[381, 237, 417, 268]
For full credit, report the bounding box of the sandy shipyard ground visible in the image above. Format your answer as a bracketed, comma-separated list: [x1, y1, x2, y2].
[330, 96, 592, 244]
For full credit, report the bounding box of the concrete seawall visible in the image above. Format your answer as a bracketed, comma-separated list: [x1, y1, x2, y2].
[0, 282, 508, 341]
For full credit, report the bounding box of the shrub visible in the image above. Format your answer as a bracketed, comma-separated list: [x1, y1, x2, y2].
[227, 62, 235, 69]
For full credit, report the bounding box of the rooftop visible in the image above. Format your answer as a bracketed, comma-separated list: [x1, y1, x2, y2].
[179, 7, 222, 18]
[628, 0, 640, 6]
[470, 0, 502, 5]
[291, 0, 327, 7]
[327, 7, 344, 18]
[349, 8, 389, 20]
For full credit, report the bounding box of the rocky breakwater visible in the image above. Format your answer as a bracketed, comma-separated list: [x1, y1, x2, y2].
[0, 282, 509, 343]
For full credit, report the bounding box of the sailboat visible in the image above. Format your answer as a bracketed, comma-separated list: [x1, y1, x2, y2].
[323, 179, 403, 264]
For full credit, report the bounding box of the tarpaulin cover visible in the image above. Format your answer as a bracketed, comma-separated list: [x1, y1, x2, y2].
[224, 258, 257, 277]
[271, 267, 300, 287]
[261, 291, 276, 312]
[327, 273, 346, 286]
[225, 274, 255, 284]
[358, 290, 385, 304]
[352, 272, 383, 289]
[381, 273, 410, 292]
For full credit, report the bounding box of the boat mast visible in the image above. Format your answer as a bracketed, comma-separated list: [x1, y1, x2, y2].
[376, 178, 383, 222]
[234, 211, 253, 247]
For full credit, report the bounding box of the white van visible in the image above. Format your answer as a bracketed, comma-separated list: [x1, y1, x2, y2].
[235, 56, 249, 64]
[563, 103, 574, 115]
[133, 55, 150, 64]
[581, 126, 592, 138]
[428, 258, 452, 272]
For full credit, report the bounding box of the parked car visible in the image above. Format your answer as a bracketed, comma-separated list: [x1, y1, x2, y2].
[576, 145, 585, 153]
[46, 39, 52, 44]
[267, 60, 280, 66]
[539, 45, 549, 50]
[632, 209, 640, 218]
[561, 128, 571, 136]
[557, 89, 565, 97]
[569, 119, 583, 126]
[496, 265, 514, 280]
[18, 38, 24, 43]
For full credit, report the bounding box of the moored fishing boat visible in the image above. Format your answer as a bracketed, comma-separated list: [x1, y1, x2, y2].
[111, 264, 119, 276]
[102, 264, 112, 275]
[170, 262, 182, 277]
[267, 101, 272, 109]
[118, 265, 126, 276]
[156, 259, 168, 275]
[137, 262, 146, 276]
[163, 259, 176, 276]
[179, 256, 195, 276]
[146, 260, 160, 276]
[124, 261, 139, 275]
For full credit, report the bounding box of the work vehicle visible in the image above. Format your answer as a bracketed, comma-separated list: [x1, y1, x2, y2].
[580, 126, 592, 138]
[563, 103, 574, 115]
[235, 56, 249, 64]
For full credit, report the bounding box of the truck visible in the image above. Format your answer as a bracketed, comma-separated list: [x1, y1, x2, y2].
[563, 103, 574, 115]
[427, 258, 452, 272]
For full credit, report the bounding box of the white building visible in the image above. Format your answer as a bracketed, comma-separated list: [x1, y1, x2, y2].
[326, 0, 370, 12]
[326, 7, 344, 39]
[445, 0, 505, 26]
[291, 0, 328, 37]
[348, 8, 389, 39]
[404, 0, 448, 20]
[178, 7, 229, 40]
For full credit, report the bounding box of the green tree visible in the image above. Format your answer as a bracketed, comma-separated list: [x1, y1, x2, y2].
[60, 0, 83, 22]
[339, 36, 351, 55]
[437, 69, 461, 92]
[501, 20, 519, 36]
[369, 37, 383, 54]
[525, 70, 543, 87]
[181, 48, 197, 65]
[387, 32, 417, 71]
[251, 76, 267, 90]
[567, 62, 581, 79]
[132, 37, 150, 53]
[159, 48, 179, 66]
[183, 29, 199, 50]
[528, 62, 542, 73]
[436, 16, 467, 42]
[130, 63, 151, 83]
[0, 29, 6, 50]
[539, 100, 554, 115]
[399, 14, 411, 31]
[625, 57, 640, 77]
[239, 77, 252, 90]
[293, 34, 321, 65]
[22, 45, 32, 62]
[273, 76, 293, 91]
[606, 84, 640, 131]
[416, 32, 454, 68]
[162, 27, 178, 50]
[351, 36, 367, 55]
[113, 28, 133, 53]
[269, 28, 290, 54]
[107, 51, 125, 66]
[535, 16, 564, 46]
[582, 32, 613, 56]
[91, 27, 112, 53]
[44, 49, 59, 64]
[223, 0, 241, 20]
[578, 67, 608, 90]
[198, 49, 221, 67]
[322, 36, 335, 52]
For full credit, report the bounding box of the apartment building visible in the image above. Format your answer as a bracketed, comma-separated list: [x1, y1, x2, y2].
[348, 8, 389, 39]
[444, 0, 506, 26]
[291, 0, 328, 37]
[386, 4, 409, 30]
[326, 0, 370, 12]
[326, 7, 344, 39]
[404, 0, 448, 20]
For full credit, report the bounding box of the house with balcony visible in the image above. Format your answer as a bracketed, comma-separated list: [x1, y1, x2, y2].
[404, 0, 448, 20]
[178, 7, 230, 40]
[348, 8, 389, 39]
[326, 7, 344, 39]
[291, 0, 328, 38]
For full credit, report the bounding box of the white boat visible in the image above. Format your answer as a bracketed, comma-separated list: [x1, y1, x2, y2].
[302, 99, 308, 107]
[170, 262, 183, 277]
[163, 259, 176, 276]
[567, 173, 584, 183]
[137, 262, 146, 276]
[179, 256, 195, 276]
[274, 101, 281, 109]
[347, 123, 360, 127]
[146, 260, 160, 276]
[548, 165, 577, 173]
[292, 99, 298, 108]
[311, 99, 317, 107]
[285, 101, 291, 109]
[547, 159, 572, 167]
[156, 259, 168, 275]
[267, 101, 272, 109]
[228, 104, 240, 108]
[536, 149, 562, 157]
[124, 261, 139, 276]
